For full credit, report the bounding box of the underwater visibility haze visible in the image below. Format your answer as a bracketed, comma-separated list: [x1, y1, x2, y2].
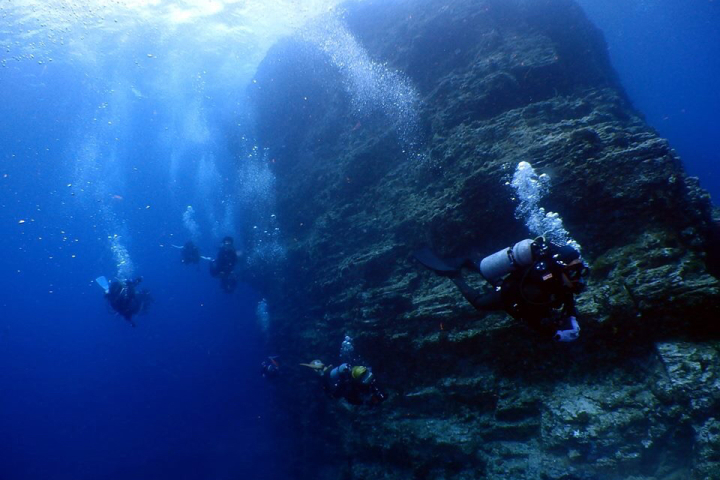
[1, 0, 719, 479]
[1, 1, 343, 478]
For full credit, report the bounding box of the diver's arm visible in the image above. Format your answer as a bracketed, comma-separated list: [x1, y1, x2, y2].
[554, 316, 579, 342]
[555, 296, 580, 342]
[451, 276, 503, 311]
[561, 294, 576, 318]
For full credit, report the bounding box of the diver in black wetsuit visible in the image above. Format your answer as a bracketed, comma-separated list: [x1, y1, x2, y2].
[300, 360, 386, 406]
[415, 237, 588, 342]
[105, 277, 153, 327]
[261, 356, 280, 379]
[180, 241, 201, 265]
[209, 236, 238, 293]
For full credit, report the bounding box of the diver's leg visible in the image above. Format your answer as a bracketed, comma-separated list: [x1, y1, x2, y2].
[450, 275, 502, 311]
[414, 248, 459, 275]
[415, 248, 481, 275]
[452, 257, 482, 273]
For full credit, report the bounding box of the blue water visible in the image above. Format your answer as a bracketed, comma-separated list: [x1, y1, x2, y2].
[0, 4, 296, 476]
[0, 96, 293, 479]
[576, 0, 720, 202]
[0, 1, 718, 479]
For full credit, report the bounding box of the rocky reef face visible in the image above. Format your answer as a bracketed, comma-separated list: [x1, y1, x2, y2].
[244, 0, 720, 478]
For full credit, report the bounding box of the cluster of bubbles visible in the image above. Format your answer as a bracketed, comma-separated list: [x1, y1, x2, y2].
[110, 234, 134, 280]
[301, 16, 424, 158]
[236, 144, 286, 267]
[182, 205, 200, 242]
[166, 103, 214, 189]
[256, 298, 270, 333]
[211, 202, 236, 242]
[248, 215, 285, 267]
[236, 146, 275, 209]
[68, 135, 141, 279]
[71, 135, 114, 200]
[194, 153, 232, 241]
[339, 334, 359, 364]
[0, 0, 105, 67]
[510, 161, 581, 251]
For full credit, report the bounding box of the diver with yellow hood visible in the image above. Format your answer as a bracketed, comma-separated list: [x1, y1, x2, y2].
[300, 360, 386, 406]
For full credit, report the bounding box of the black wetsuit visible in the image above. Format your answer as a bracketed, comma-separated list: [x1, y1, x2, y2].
[214, 245, 237, 275]
[451, 242, 580, 339]
[106, 277, 151, 324]
[181, 241, 200, 265]
[322, 364, 386, 406]
[261, 361, 280, 379]
[210, 241, 238, 293]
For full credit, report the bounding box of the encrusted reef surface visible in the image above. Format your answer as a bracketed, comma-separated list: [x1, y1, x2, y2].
[244, 0, 720, 478]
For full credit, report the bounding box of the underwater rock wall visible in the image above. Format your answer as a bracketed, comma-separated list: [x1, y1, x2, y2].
[245, 0, 720, 478]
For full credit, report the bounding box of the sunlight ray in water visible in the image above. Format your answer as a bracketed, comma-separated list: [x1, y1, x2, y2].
[1, 0, 344, 76]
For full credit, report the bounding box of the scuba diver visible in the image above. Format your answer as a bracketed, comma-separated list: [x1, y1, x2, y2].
[179, 240, 201, 265]
[95, 276, 153, 327]
[209, 236, 239, 293]
[300, 360, 386, 406]
[414, 237, 588, 342]
[171, 241, 212, 266]
[261, 356, 280, 379]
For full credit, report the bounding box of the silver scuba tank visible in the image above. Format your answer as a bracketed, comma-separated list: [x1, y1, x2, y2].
[479, 239, 535, 284]
[329, 363, 349, 382]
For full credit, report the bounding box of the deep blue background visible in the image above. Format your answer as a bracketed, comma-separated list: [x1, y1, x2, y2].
[0, 173, 293, 480]
[0, 47, 292, 480]
[577, 0, 720, 203]
[0, 190, 293, 480]
[0, 276, 288, 480]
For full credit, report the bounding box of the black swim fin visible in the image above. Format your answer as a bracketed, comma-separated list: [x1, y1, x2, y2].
[413, 248, 459, 276]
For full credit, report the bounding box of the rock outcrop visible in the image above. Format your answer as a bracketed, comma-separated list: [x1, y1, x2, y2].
[243, 0, 720, 478]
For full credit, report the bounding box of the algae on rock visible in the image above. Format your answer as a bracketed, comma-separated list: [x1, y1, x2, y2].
[241, 0, 720, 478]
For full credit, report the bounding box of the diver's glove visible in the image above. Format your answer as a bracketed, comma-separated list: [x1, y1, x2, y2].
[554, 316, 580, 342]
